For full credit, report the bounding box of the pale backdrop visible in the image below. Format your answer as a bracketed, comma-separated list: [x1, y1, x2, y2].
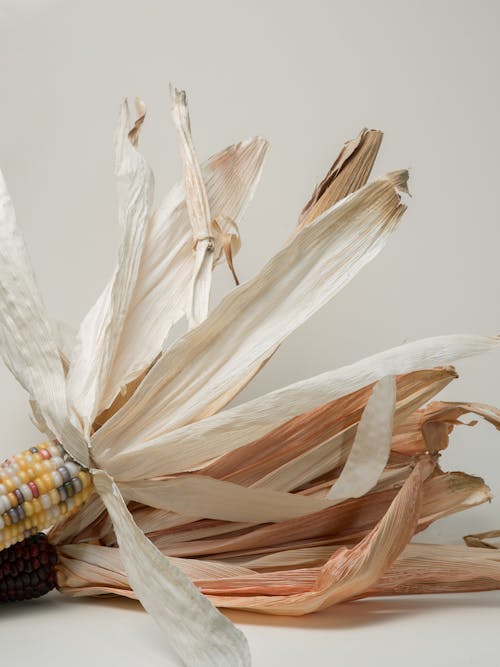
[0, 1, 499, 665]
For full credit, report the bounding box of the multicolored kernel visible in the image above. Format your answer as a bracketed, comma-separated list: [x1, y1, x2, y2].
[0, 441, 94, 551]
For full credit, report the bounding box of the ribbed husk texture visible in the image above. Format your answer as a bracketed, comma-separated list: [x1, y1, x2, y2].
[0, 88, 499, 666]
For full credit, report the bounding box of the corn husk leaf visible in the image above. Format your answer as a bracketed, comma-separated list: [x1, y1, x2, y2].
[241, 370, 452, 493]
[298, 128, 384, 228]
[92, 171, 409, 466]
[62, 461, 431, 615]
[366, 542, 500, 596]
[68, 101, 267, 434]
[117, 370, 449, 526]
[56, 466, 491, 598]
[87, 133, 266, 426]
[464, 530, 500, 549]
[200, 367, 453, 489]
[67, 99, 154, 436]
[93, 470, 250, 667]
[171, 87, 217, 329]
[141, 470, 489, 559]
[327, 375, 396, 501]
[3, 88, 500, 664]
[58, 540, 500, 602]
[0, 170, 88, 465]
[99, 336, 500, 480]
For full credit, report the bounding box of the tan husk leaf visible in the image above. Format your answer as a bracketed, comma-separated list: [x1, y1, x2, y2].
[91, 171, 409, 464]
[3, 89, 500, 666]
[98, 336, 500, 482]
[298, 128, 384, 229]
[54, 390, 498, 609]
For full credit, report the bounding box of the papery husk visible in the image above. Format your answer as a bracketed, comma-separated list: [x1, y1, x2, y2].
[52, 366, 456, 543]
[327, 375, 396, 502]
[57, 541, 500, 601]
[0, 169, 89, 466]
[53, 371, 500, 614]
[56, 458, 500, 613]
[463, 530, 500, 549]
[91, 171, 409, 463]
[96, 336, 500, 481]
[3, 85, 500, 667]
[68, 107, 268, 434]
[171, 87, 215, 329]
[297, 128, 384, 229]
[93, 469, 250, 666]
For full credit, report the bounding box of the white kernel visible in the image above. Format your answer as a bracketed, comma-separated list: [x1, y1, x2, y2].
[40, 493, 51, 510]
[65, 461, 80, 477]
[52, 470, 63, 487]
[20, 484, 32, 501]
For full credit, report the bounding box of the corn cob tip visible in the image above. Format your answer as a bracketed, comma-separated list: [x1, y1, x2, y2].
[0, 533, 58, 602]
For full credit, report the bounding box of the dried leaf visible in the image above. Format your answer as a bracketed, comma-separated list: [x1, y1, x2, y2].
[120, 475, 337, 525]
[206, 368, 452, 491]
[100, 336, 500, 480]
[68, 99, 154, 436]
[206, 460, 430, 614]
[463, 530, 500, 549]
[171, 87, 215, 328]
[298, 128, 383, 228]
[144, 470, 489, 559]
[327, 376, 396, 501]
[93, 171, 409, 463]
[93, 470, 250, 667]
[366, 542, 500, 596]
[0, 170, 88, 465]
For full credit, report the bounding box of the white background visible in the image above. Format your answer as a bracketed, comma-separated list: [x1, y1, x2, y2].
[0, 1, 499, 665]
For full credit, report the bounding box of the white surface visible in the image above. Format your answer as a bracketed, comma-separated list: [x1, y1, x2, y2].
[2, 590, 500, 666]
[0, 0, 499, 664]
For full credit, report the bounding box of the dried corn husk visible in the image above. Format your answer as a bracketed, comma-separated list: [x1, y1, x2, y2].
[297, 128, 383, 228]
[0, 88, 499, 666]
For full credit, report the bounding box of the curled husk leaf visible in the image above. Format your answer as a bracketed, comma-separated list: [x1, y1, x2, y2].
[0, 91, 498, 666]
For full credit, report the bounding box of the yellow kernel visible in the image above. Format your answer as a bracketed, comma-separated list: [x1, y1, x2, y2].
[59, 502, 68, 515]
[18, 470, 29, 483]
[33, 462, 45, 476]
[31, 498, 42, 514]
[41, 473, 54, 492]
[49, 489, 59, 506]
[23, 500, 34, 517]
[4, 478, 15, 493]
[35, 477, 47, 494]
[7, 492, 18, 508]
[78, 471, 91, 489]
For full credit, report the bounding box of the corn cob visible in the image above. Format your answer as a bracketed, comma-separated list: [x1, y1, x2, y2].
[0, 533, 58, 602]
[0, 441, 93, 551]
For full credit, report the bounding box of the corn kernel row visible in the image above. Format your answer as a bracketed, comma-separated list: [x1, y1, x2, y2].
[0, 441, 94, 551]
[0, 532, 58, 602]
